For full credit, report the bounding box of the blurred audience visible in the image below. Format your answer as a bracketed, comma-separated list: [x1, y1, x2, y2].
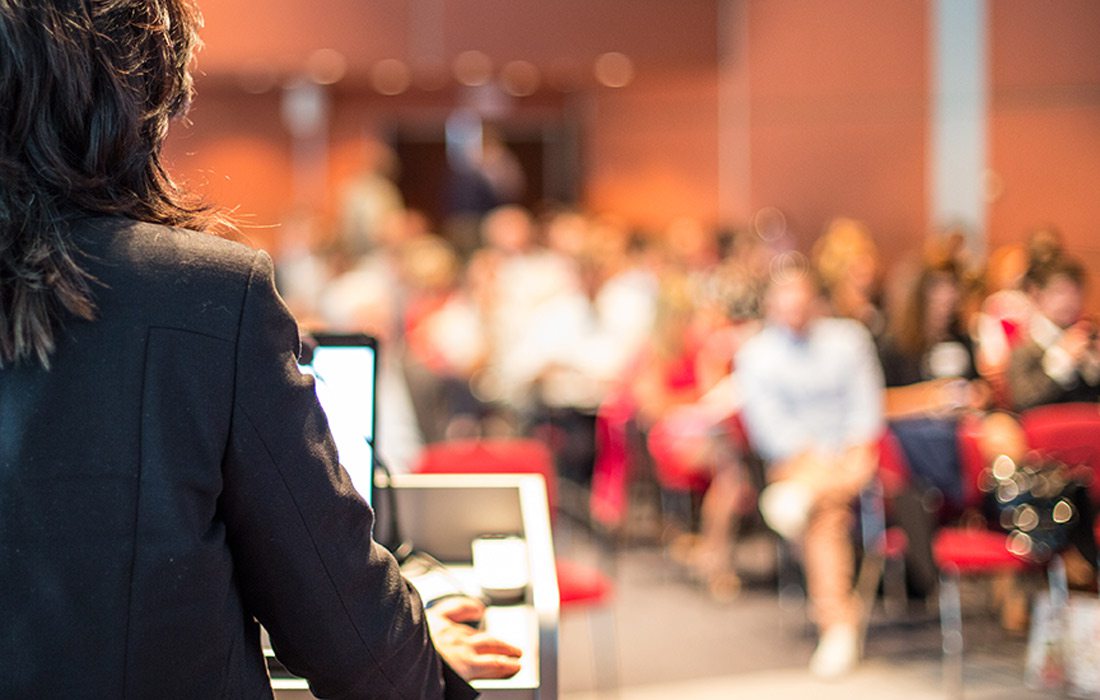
[269, 148, 1100, 679]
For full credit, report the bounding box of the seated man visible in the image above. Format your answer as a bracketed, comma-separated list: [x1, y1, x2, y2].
[737, 265, 885, 678]
[1008, 253, 1100, 410]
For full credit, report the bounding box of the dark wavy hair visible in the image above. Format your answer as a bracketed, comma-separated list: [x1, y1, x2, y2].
[0, 0, 213, 368]
[889, 259, 966, 359]
[1024, 251, 1087, 292]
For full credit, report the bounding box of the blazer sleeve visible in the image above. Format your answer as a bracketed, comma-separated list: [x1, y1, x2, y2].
[219, 250, 476, 700]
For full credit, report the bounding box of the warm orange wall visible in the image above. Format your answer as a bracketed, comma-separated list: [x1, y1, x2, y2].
[164, 1, 723, 249]
[163, 82, 569, 253]
[988, 0, 1100, 308]
[585, 0, 932, 244]
[194, 0, 717, 76]
[162, 89, 291, 251]
[162, 0, 1100, 279]
[583, 71, 721, 230]
[742, 0, 929, 260]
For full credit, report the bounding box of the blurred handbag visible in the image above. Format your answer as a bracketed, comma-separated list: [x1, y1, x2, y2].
[1027, 591, 1100, 697]
[981, 454, 1091, 563]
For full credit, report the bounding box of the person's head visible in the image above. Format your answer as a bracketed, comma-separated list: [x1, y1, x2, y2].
[764, 262, 823, 335]
[544, 210, 589, 259]
[1025, 255, 1087, 329]
[664, 217, 718, 270]
[813, 218, 879, 294]
[1026, 226, 1064, 269]
[891, 259, 965, 358]
[480, 205, 534, 254]
[1, 0, 210, 367]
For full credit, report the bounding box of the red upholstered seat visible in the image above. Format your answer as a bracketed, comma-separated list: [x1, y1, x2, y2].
[1021, 402, 1100, 501]
[931, 415, 1030, 574]
[648, 438, 712, 493]
[590, 393, 636, 530]
[876, 429, 910, 498]
[880, 527, 909, 559]
[881, 416, 1037, 692]
[555, 557, 614, 606]
[648, 412, 751, 493]
[417, 438, 559, 511]
[932, 528, 1030, 574]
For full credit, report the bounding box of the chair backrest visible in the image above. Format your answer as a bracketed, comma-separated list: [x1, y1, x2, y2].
[1021, 402, 1100, 501]
[415, 438, 559, 513]
[876, 429, 910, 498]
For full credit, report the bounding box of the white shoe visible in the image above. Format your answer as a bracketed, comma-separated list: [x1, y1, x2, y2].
[759, 482, 813, 539]
[809, 624, 860, 679]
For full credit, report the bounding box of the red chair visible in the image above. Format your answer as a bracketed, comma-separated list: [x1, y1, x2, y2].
[417, 438, 561, 509]
[647, 411, 754, 532]
[864, 430, 914, 616]
[929, 416, 1039, 700]
[415, 438, 618, 688]
[589, 392, 638, 532]
[1020, 402, 1100, 502]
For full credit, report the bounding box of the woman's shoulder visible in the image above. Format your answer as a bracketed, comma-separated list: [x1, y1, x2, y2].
[72, 216, 269, 337]
[74, 216, 260, 278]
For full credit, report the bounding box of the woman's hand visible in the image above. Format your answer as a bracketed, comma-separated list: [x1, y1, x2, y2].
[426, 597, 523, 681]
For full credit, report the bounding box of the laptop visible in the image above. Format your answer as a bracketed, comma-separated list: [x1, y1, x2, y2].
[297, 332, 378, 505]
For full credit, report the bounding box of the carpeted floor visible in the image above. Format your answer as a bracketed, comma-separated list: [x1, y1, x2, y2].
[555, 530, 1052, 700]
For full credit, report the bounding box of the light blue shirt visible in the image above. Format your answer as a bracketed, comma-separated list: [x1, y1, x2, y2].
[736, 317, 885, 464]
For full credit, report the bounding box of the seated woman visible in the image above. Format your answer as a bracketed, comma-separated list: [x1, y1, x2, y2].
[629, 273, 743, 591]
[647, 267, 762, 601]
[877, 259, 1027, 600]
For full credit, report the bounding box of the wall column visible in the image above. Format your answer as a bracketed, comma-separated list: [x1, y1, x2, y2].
[718, 0, 752, 225]
[928, 0, 988, 251]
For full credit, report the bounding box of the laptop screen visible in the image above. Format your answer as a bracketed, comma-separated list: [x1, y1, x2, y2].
[298, 334, 377, 505]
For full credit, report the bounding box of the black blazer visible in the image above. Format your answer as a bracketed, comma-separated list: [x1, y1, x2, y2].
[0, 218, 473, 699]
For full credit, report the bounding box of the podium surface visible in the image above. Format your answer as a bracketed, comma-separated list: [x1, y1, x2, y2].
[270, 473, 559, 699]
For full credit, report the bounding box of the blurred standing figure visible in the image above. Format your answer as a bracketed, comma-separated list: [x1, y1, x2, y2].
[339, 136, 405, 257]
[737, 265, 884, 678]
[0, 1, 519, 696]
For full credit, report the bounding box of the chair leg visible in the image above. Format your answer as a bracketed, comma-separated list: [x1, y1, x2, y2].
[939, 570, 964, 700]
[589, 604, 620, 696]
[659, 487, 694, 535]
[775, 537, 806, 614]
[884, 555, 909, 618]
[1047, 554, 1069, 607]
